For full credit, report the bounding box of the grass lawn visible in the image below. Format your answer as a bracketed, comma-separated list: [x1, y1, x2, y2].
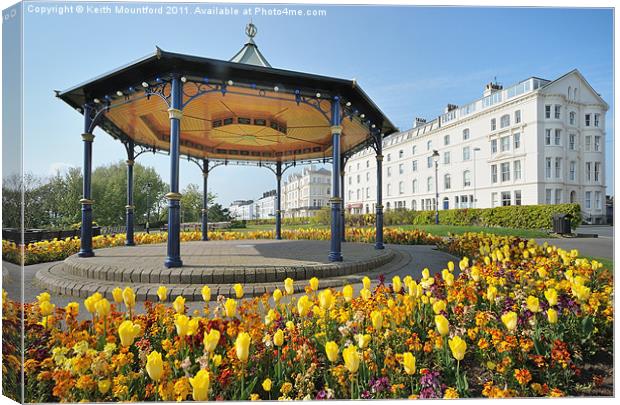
[585, 256, 614, 270]
[234, 223, 551, 239]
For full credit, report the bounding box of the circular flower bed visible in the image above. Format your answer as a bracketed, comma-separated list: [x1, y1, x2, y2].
[2, 232, 613, 401]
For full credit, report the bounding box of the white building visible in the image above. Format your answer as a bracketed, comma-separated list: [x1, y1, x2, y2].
[254, 190, 277, 219]
[282, 165, 331, 218]
[344, 70, 608, 224]
[228, 200, 255, 220]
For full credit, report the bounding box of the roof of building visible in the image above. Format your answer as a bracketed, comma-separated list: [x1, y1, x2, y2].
[229, 23, 272, 68]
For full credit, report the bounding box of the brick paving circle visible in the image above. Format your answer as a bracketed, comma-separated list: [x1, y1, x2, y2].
[35, 240, 397, 301]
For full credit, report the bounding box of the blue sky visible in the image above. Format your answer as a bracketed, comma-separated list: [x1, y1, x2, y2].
[20, 3, 614, 206]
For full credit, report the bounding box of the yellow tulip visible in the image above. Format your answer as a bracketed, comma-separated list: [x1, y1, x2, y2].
[262, 378, 272, 392]
[318, 289, 334, 310]
[362, 276, 371, 290]
[284, 278, 294, 295]
[146, 351, 164, 381]
[189, 369, 210, 401]
[403, 352, 416, 375]
[122, 287, 136, 309]
[371, 310, 383, 330]
[422, 268, 430, 279]
[111, 287, 123, 303]
[98, 379, 111, 395]
[435, 314, 449, 336]
[94, 298, 111, 317]
[360, 288, 371, 300]
[342, 346, 360, 373]
[173, 296, 186, 314]
[175, 314, 190, 337]
[39, 300, 55, 317]
[285, 321, 295, 331]
[36, 292, 50, 303]
[443, 272, 455, 286]
[272, 288, 283, 303]
[470, 266, 480, 282]
[84, 293, 102, 314]
[544, 288, 557, 306]
[501, 311, 518, 331]
[224, 298, 237, 318]
[309, 277, 319, 291]
[297, 295, 312, 317]
[118, 320, 141, 347]
[526, 296, 541, 313]
[447, 261, 455, 272]
[264, 308, 277, 325]
[448, 335, 467, 361]
[356, 334, 371, 349]
[233, 283, 244, 299]
[432, 300, 446, 315]
[212, 354, 222, 367]
[392, 276, 402, 293]
[201, 285, 211, 302]
[572, 284, 591, 301]
[187, 318, 199, 336]
[342, 285, 354, 302]
[486, 285, 498, 301]
[203, 329, 220, 353]
[235, 332, 251, 362]
[547, 308, 558, 324]
[325, 341, 339, 362]
[273, 329, 284, 347]
[157, 286, 168, 302]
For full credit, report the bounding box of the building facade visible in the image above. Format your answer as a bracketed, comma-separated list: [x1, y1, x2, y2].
[282, 165, 331, 218]
[254, 190, 277, 220]
[344, 70, 608, 223]
[228, 200, 255, 220]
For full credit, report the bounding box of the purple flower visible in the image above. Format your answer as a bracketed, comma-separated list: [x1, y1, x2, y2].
[360, 390, 372, 399]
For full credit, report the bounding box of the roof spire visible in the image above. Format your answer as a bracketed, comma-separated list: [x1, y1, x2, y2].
[230, 22, 272, 67]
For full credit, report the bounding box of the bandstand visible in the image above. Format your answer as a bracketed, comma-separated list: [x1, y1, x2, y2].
[55, 24, 397, 272]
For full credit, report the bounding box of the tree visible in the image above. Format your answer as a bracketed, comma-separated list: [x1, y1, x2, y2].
[180, 183, 202, 223]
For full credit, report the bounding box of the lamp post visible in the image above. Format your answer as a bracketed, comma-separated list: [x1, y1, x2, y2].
[472, 147, 481, 208]
[432, 150, 440, 224]
[145, 182, 152, 234]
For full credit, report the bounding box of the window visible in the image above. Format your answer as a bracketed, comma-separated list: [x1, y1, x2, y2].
[554, 105, 561, 119]
[348, 176, 352, 185]
[513, 133, 521, 149]
[569, 133, 576, 150]
[399, 181, 404, 194]
[387, 184, 391, 196]
[398, 150, 403, 159]
[585, 136, 591, 151]
[387, 167, 392, 177]
[515, 190, 522, 206]
[399, 164, 404, 174]
[412, 179, 418, 193]
[427, 140, 432, 150]
[491, 139, 498, 154]
[554, 129, 561, 145]
[412, 160, 418, 172]
[595, 191, 601, 209]
[356, 163, 360, 170]
[427, 177, 433, 192]
[491, 192, 498, 207]
[491, 164, 498, 183]
[463, 146, 471, 161]
[443, 152, 450, 165]
[585, 114, 591, 126]
[586, 162, 592, 182]
[545, 158, 552, 178]
[500, 114, 510, 128]
[443, 197, 449, 210]
[412, 146, 417, 155]
[366, 172, 370, 181]
[501, 191, 511, 206]
[594, 136, 601, 152]
[545, 129, 552, 145]
[594, 162, 601, 182]
[356, 174, 360, 184]
[357, 189, 361, 200]
[545, 105, 551, 119]
[569, 161, 576, 181]
[411, 200, 417, 211]
[500, 136, 510, 152]
[514, 160, 522, 180]
[366, 187, 370, 198]
[545, 189, 552, 205]
[501, 162, 511, 182]
[387, 153, 391, 162]
[463, 170, 471, 187]
[569, 111, 576, 125]
[463, 129, 470, 140]
[491, 118, 496, 131]
[427, 156, 433, 168]
[366, 160, 370, 168]
[555, 158, 562, 178]
[585, 191, 592, 209]
[555, 189, 562, 204]
[594, 113, 600, 127]
[515, 110, 521, 124]
[444, 134, 450, 145]
[444, 174, 451, 190]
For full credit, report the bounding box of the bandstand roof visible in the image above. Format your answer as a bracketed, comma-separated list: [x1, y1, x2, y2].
[56, 25, 397, 163]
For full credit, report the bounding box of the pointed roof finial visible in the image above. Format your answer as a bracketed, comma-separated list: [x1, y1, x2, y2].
[245, 22, 257, 41]
[230, 22, 272, 67]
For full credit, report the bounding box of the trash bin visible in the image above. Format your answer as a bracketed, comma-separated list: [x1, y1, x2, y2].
[552, 213, 573, 234]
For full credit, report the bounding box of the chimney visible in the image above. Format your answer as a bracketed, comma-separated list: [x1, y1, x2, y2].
[413, 117, 426, 128]
[444, 104, 458, 113]
[483, 82, 503, 97]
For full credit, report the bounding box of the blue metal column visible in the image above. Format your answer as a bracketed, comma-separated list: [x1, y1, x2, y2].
[125, 140, 135, 246]
[328, 99, 343, 262]
[275, 161, 282, 240]
[78, 104, 95, 258]
[374, 131, 385, 250]
[165, 75, 183, 268]
[340, 158, 346, 242]
[201, 159, 209, 241]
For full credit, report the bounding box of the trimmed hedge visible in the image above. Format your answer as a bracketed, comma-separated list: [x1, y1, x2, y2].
[410, 203, 581, 230]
